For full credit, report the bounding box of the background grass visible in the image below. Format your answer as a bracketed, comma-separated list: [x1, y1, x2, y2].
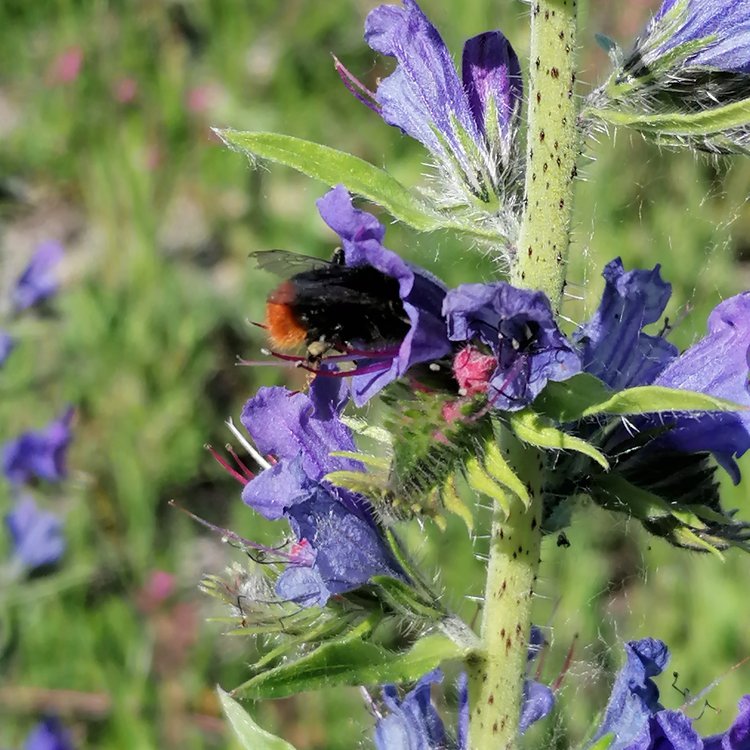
[0, 1, 749, 747]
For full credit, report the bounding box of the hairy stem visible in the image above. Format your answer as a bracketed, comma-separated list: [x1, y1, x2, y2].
[468, 2, 580, 748]
[468, 440, 544, 750]
[512, 0, 581, 309]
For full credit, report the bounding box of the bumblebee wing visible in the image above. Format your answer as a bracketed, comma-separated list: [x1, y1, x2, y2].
[250, 249, 333, 277]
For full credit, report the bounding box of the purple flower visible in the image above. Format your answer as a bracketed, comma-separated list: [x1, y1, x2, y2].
[317, 186, 452, 405]
[642, 0, 750, 74]
[5, 497, 65, 572]
[443, 282, 581, 411]
[374, 658, 553, 749]
[624, 711, 702, 750]
[2, 407, 74, 485]
[704, 695, 750, 749]
[12, 241, 63, 312]
[240, 385, 404, 606]
[652, 293, 750, 482]
[24, 717, 75, 750]
[591, 638, 750, 750]
[579, 259, 750, 482]
[0, 330, 15, 367]
[374, 669, 452, 750]
[339, 1, 521, 208]
[590, 638, 669, 750]
[575, 259, 677, 393]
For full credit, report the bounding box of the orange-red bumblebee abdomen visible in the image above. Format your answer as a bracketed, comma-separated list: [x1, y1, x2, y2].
[265, 281, 307, 348]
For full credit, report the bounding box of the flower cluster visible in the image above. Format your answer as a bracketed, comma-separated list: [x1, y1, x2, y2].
[208, 0, 750, 746]
[587, 0, 750, 153]
[1, 242, 73, 579]
[370, 635, 750, 749]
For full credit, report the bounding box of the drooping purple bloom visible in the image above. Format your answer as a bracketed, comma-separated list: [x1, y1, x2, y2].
[0, 330, 15, 367]
[579, 259, 750, 482]
[576, 258, 677, 393]
[5, 497, 65, 571]
[374, 647, 553, 749]
[24, 717, 75, 750]
[644, 0, 750, 74]
[340, 0, 522, 206]
[12, 240, 64, 312]
[374, 669, 451, 750]
[444, 282, 581, 411]
[240, 385, 404, 606]
[2, 407, 74, 485]
[591, 638, 750, 750]
[590, 638, 670, 750]
[317, 186, 452, 405]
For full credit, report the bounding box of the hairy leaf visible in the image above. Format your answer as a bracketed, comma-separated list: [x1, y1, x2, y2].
[509, 410, 609, 469]
[233, 633, 470, 699]
[218, 688, 297, 750]
[539, 377, 744, 423]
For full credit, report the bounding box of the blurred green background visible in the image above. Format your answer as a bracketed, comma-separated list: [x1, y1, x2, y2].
[1, 0, 749, 747]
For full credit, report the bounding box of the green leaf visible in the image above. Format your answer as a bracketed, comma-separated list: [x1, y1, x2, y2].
[535, 374, 614, 423]
[672, 527, 725, 561]
[250, 613, 361, 672]
[371, 576, 444, 620]
[482, 440, 530, 506]
[538, 377, 745, 423]
[217, 688, 297, 750]
[464, 453, 512, 515]
[233, 632, 469, 699]
[587, 735, 615, 750]
[216, 130, 441, 231]
[509, 411, 609, 469]
[586, 97, 750, 136]
[581, 385, 745, 419]
[593, 474, 704, 528]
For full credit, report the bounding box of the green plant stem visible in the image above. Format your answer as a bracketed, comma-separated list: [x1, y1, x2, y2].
[468, 440, 544, 750]
[468, 2, 580, 748]
[511, 0, 581, 309]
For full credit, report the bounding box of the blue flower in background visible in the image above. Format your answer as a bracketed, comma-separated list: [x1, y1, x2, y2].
[444, 282, 581, 411]
[338, 0, 522, 210]
[12, 240, 64, 312]
[4, 497, 65, 572]
[23, 717, 74, 750]
[240, 384, 404, 607]
[3, 407, 74, 485]
[0, 330, 15, 368]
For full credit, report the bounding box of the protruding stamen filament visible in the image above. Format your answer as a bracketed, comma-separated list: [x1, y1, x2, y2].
[332, 54, 382, 114]
[205, 443, 248, 485]
[225, 443, 255, 480]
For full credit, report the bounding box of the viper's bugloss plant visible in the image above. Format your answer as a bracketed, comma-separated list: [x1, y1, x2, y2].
[205, 1, 750, 748]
